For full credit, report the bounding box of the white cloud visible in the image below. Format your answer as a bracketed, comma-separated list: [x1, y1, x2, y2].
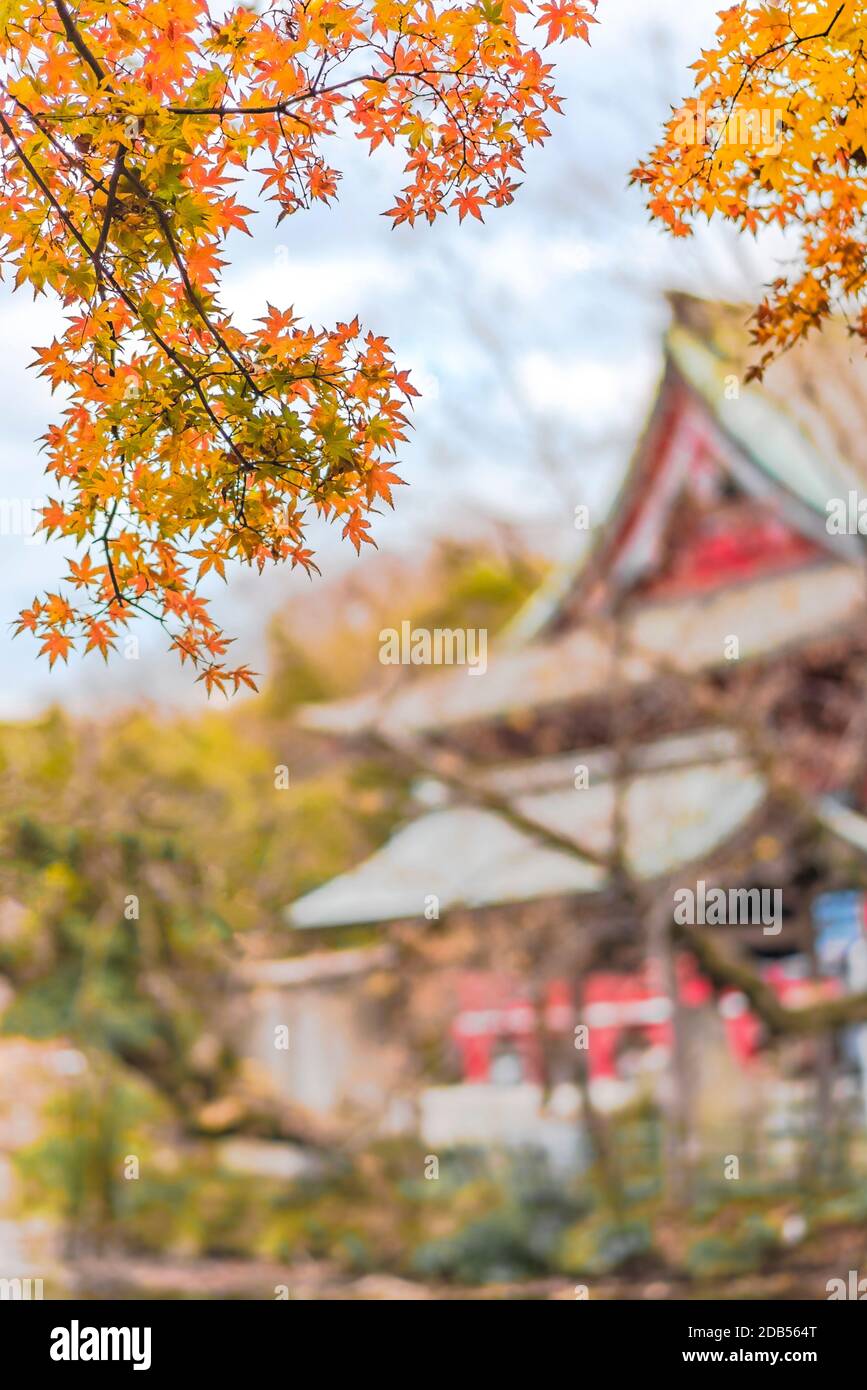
[518, 349, 657, 424]
[222, 249, 412, 327]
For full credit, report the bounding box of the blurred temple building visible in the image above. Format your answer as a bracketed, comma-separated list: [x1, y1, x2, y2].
[244, 294, 867, 1161]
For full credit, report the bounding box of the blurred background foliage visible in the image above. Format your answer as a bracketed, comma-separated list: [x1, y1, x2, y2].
[15, 1088, 867, 1295]
[0, 544, 539, 1021]
[7, 538, 867, 1296]
[0, 543, 571, 1287]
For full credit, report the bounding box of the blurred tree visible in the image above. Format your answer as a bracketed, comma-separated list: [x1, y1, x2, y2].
[0, 703, 408, 1138]
[0, 545, 533, 1142]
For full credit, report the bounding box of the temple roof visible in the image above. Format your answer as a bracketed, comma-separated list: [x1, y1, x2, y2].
[300, 559, 864, 738]
[299, 295, 867, 741]
[506, 291, 867, 641]
[287, 731, 766, 929]
[286, 297, 867, 931]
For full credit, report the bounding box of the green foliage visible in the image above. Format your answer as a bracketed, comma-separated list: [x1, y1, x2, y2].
[812, 1184, 867, 1229]
[557, 1215, 655, 1277]
[414, 550, 543, 636]
[412, 1208, 549, 1284]
[0, 702, 411, 1116]
[685, 1217, 779, 1281]
[410, 1156, 590, 1284]
[15, 1065, 169, 1247]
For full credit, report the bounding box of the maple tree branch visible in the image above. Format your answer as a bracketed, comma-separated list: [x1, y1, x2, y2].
[0, 109, 97, 261]
[2, 0, 594, 691]
[120, 164, 263, 399]
[94, 146, 125, 285]
[40, 1, 324, 517]
[98, 500, 126, 607]
[45, 1, 264, 409]
[166, 66, 459, 117]
[0, 114, 255, 492]
[51, 0, 106, 84]
[3, 87, 110, 193]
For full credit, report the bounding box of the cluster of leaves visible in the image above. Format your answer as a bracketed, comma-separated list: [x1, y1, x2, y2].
[1, 0, 597, 692]
[633, 1, 865, 377]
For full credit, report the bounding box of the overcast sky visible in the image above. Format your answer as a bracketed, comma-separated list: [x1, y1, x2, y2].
[0, 0, 785, 717]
